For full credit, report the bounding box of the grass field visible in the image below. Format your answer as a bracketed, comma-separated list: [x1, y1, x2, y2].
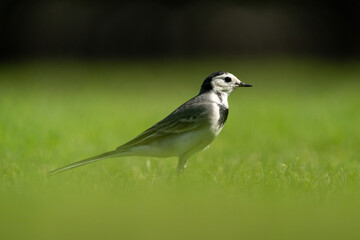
[1, 58, 360, 239]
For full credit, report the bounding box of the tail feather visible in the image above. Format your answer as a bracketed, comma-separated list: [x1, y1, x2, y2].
[48, 150, 124, 176]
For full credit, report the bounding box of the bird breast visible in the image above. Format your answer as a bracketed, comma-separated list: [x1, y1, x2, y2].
[209, 102, 228, 136]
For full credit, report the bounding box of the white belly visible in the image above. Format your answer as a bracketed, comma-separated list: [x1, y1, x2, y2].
[127, 128, 216, 158]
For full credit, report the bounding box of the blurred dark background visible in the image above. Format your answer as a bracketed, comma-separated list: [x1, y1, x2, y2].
[0, 0, 359, 60]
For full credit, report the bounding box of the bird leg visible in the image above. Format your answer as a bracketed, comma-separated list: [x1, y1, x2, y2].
[177, 155, 189, 174]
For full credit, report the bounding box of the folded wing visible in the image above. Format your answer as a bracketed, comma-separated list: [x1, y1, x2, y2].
[117, 103, 211, 151]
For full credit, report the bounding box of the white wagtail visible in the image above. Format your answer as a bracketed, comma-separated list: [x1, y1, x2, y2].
[48, 72, 252, 175]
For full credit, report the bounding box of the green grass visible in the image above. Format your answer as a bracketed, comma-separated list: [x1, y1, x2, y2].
[1, 58, 360, 240]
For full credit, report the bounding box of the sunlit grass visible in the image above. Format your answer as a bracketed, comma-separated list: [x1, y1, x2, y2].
[1, 58, 360, 239]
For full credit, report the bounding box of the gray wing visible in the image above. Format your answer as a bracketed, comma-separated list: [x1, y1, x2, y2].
[117, 102, 212, 151]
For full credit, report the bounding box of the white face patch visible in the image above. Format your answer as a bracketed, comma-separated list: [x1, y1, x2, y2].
[211, 73, 241, 94]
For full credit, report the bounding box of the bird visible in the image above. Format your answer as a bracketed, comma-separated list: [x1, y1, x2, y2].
[48, 71, 252, 175]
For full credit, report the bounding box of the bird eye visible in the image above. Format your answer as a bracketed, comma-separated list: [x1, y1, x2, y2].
[224, 77, 232, 82]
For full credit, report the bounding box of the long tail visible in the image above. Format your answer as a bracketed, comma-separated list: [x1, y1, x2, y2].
[48, 150, 125, 176]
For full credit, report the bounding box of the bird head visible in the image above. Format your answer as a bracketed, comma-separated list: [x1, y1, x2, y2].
[200, 71, 252, 95]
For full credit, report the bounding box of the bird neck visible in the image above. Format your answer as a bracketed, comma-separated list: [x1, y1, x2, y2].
[213, 90, 229, 108]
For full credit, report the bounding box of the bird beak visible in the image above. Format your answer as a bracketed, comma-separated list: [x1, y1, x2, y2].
[238, 82, 253, 87]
